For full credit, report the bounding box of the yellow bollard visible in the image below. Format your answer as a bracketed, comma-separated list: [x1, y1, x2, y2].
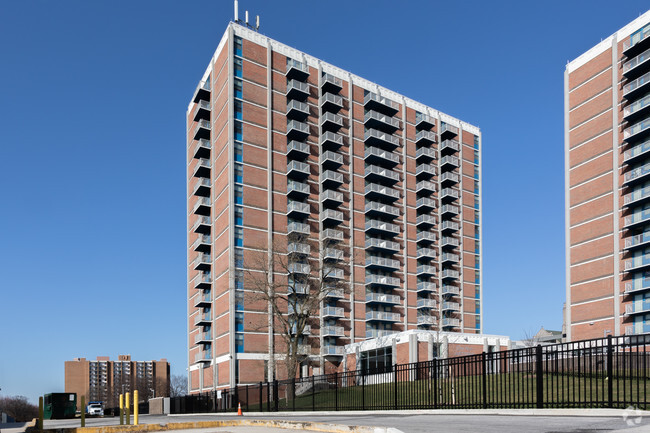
[119, 394, 124, 425]
[134, 390, 138, 425]
[125, 392, 130, 425]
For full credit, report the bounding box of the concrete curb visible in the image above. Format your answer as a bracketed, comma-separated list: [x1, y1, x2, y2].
[168, 408, 650, 417]
[36, 419, 397, 433]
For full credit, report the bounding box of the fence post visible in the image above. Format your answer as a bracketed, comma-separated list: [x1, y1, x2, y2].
[362, 371, 365, 410]
[246, 385, 249, 412]
[334, 372, 338, 411]
[312, 375, 315, 411]
[535, 344, 543, 409]
[394, 364, 398, 410]
[273, 380, 279, 412]
[267, 381, 271, 412]
[432, 358, 438, 409]
[233, 386, 239, 412]
[292, 378, 296, 412]
[607, 335, 613, 408]
[481, 352, 487, 409]
[258, 382, 263, 412]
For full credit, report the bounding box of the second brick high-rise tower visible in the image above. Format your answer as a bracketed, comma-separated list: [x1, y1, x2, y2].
[187, 21, 482, 392]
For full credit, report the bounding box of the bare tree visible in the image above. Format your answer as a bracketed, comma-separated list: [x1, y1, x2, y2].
[0, 396, 38, 422]
[169, 374, 188, 397]
[243, 233, 352, 383]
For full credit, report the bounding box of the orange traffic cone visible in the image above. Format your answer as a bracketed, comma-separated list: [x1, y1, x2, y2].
[237, 402, 243, 416]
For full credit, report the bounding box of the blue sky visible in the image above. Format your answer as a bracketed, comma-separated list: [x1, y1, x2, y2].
[0, 0, 648, 404]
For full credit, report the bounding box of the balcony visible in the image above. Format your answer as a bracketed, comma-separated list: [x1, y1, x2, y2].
[191, 253, 211, 271]
[324, 267, 344, 280]
[623, 47, 650, 79]
[289, 323, 311, 335]
[624, 24, 650, 56]
[366, 237, 400, 253]
[365, 165, 400, 184]
[322, 170, 344, 187]
[415, 112, 435, 130]
[192, 197, 211, 216]
[440, 155, 460, 169]
[416, 247, 436, 259]
[416, 197, 436, 211]
[321, 112, 344, 130]
[442, 301, 460, 312]
[625, 300, 650, 315]
[415, 146, 436, 162]
[441, 236, 459, 247]
[289, 262, 310, 275]
[321, 93, 343, 111]
[416, 163, 436, 178]
[192, 80, 210, 103]
[625, 323, 650, 336]
[193, 291, 211, 308]
[194, 331, 212, 345]
[365, 146, 400, 166]
[325, 287, 345, 299]
[365, 329, 397, 339]
[321, 325, 344, 337]
[193, 119, 211, 141]
[286, 79, 310, 99]
[624, 162, 650, 185]
[322, 73, 343, 92]
[288, 242, 310, 255]
[321, 189, 343, 206]
[625, 232, 650, 250]
[287, 200, 310, 218]
[442, 318, 460, 328]
[624, 138, 650, 164]
[366, 255, 400, 270]
[365, 110, 400, 131]
[442, 269, 460, 279]
[440, 139, 460, 154]
[288, 280, 310, 295]
[288, 221, 310, 235]
[321, 150, 343, 168]
[364, 92, 400, 115]
[366, 274, 400, 287]
[193, 100, 211, 122]
[365, 201, 400, 218]
[416, 230, 436, 243]
[416, 214, 435, 228]
[415, 130, 436, 145]
[440, 171, 460, 185]
[324, 247, 343, 261]
[365, 128, 400, 150]
[624, 209, 650, 228]
[441, 204, 459, 216]
[287, 180, 310, 199]
[417, 315, 436, 326]
[191, 234, 211, 253]
[416, 281, 436, 293]
[417, 298, 436, 309]
[322, 228, 344, 242]
[287, 160, 310, 179]
[191, 215, 211, 234]
[286, 59, 309, 80]
[624, 94, 650, 121]
[416, 180, 436, 195]
[366, 219, 400, 235]
[321, 131, 344, 149]
[286, 119, 310, 140]
[194, 350, 212, 364]
[286, 100, 310, 120]
[625, 279, 650, 295]
[440, 187, 460, 201]
[193, 313, 212, 326]
[366, 292, 401, 305]
[192, 178, 211, 197]
[416, 264, 436, 276]
[441, 252, 459, 263]
[624, 71, 650, 100]
[440, 123, 459, 138]
[442, 285, 460, 296]
[323, 345, 345, 356]
[365, 183, 400, 201]
[624, 117, 650, 142]
[192, 139, 211, 159]
[193, 158, 211, 178]
[624, 253, 650, 272]
[323, 306, 345, 318]
[366, 310, 400, 322]
[441, 220, 459, 232]
[194, 273, 212, 289]
[295, 343, 311, 355]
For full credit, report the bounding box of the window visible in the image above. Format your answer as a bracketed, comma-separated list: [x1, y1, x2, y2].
[234, 36, 242, 57]
[235, 247, 243, 268]
[234, 141, 243, 162]
[234, 57, 243, 77]
[234, 100, 243, 120]
[360, 346, 393, 375]
[235, 333, 244, 353]
[474, 150, 479, 165]
[474, 135, 479, 150]
[235, 206, 243, 225]
[234, 163, 243, 184]
[235, 226, 243, 246]
[235, 184, 243, 205]
[234, 78, 243, 99]
[234, 121, 243, 141]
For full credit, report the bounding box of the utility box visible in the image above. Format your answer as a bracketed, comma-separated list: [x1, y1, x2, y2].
[43, 393, 77, 419]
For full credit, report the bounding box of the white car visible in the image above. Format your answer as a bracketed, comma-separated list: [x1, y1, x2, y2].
[87, 403, 104, 416]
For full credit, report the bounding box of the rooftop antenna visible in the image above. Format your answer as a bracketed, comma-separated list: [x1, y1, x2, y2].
[234, 0, 239, 22]
[256, 15, 260, 31]
[245, 10, 249, 27]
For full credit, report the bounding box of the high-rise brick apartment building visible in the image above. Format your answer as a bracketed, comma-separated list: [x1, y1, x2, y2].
[187, 21, 482, 392]
[65, 355, 169, 410]
[565, 11, 650, 341]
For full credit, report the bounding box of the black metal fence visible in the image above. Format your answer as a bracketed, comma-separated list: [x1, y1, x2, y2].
[171, 334, 650, 413]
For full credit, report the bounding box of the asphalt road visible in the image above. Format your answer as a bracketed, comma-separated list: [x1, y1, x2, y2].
[41, 413, 650, 433]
